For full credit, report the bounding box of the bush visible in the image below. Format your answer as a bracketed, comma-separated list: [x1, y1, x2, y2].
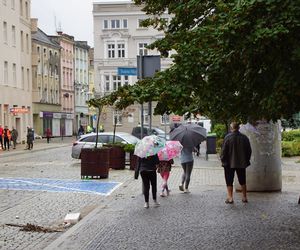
[282, 141, 300, 157]
[212, 124, 227, 139]
[282, 129, 300, 141]
[123, 144, 135, 153]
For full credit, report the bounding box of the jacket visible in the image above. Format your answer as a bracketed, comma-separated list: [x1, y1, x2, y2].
[220, 131, 252, 169]
[135, 155, 160, 179]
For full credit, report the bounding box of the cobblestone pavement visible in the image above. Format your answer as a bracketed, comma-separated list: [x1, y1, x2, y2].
[0, 141, 300, 250]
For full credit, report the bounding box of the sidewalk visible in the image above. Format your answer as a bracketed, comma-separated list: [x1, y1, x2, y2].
[0, 136, 74, 158]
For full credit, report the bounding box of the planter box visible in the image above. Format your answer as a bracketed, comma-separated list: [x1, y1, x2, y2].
[129, 153, 138, 170]
[81, 148, 110, 179]
[108, 146, 126, 170]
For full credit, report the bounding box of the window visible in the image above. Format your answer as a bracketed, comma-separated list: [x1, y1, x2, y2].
[3, 22, 8, 44]
[21, 66, 24, 88]
[12, 25, 16, 46]
[103, 20, 108, 29]
[81, 135, 96, 142]
[12, 63, 16, 84]
[111, 19, 120, 29]
[105, 75, 110, 92]
[112, 75, 121, 91]
[138, 43, 148, 56]
[11, 0, 15, 9]
[161, 114, 170, 124]
[4, 61, 8, 84]
[19, 0, 22, 16]
[20, 30, 24, 51]
[107, 43, 115, 58]
[25, 1, 28, 19]
[142, 107, 149, 125]
[117, 43, 125, 58]
[26, 33, 29, 53]
[123, 19, 128, 28]
[113, 110, 122, 125]
[124, 75, 129, 85]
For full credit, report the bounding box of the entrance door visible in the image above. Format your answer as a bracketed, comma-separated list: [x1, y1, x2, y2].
[16, 118, 21, 143]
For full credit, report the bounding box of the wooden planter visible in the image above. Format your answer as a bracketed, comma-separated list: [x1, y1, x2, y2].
[81, 147, 110, 179]
[108, 146, 126, 170]
[129, 153, 138, 170]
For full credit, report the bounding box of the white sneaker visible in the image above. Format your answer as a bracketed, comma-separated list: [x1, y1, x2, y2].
[153, 200, 160, 207]
[184, 189, 190, 193]
[144, 202, 149, 208]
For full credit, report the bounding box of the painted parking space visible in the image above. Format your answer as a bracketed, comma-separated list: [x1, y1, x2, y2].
[0, 178, 122, 196]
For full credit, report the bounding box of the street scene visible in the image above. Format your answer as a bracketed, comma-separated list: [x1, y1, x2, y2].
[0, 138, 299, 249]
[1, 0, 300, 249]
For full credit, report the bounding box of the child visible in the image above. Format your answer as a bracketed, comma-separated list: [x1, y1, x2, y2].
[157, 159, 174, 197]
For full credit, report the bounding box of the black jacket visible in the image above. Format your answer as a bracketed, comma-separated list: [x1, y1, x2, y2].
[220, 131, 252, 169]
[135, 155, 159, 179]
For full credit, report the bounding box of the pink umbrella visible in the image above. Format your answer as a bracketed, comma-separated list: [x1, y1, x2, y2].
[158, 141, 183, 161]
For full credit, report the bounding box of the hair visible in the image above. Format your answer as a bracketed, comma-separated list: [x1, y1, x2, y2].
[230, 122, 240, 131]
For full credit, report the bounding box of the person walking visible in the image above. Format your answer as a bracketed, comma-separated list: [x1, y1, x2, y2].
[45, 128, 51, 143]
[157, 159, 173, 197]
[27, 127, 34, 150]
[11, 127, 18, 149]
[0, 125, 3, 150]
[179, 146, 194, 193]
[220, 122, 252, 204]
[135, 154, 160, 208]
[3, 126, 11, 151]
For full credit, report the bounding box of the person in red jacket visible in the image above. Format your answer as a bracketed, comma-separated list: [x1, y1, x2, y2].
[3, 126, 11, 151]
[45, 128, 52, 143]
[0, 125, 3, 149]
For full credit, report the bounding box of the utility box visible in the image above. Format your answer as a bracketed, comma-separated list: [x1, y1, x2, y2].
[137, 55, 161, 78]
[206, 135, 217, 160]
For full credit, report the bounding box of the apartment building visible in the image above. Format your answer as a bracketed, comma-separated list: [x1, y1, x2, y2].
[88, 48, 97, 129]
[49, 32, 74, 136]
[0, 0, 32, 142]
[31, 19, 62, 137]
[93, 1, 173, 133]
[74, 41, 90, 133]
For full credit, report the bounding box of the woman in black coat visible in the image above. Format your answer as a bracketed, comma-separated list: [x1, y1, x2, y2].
[135, 154, 160, 208]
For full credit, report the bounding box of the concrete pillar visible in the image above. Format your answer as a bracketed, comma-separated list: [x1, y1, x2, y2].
[237, 121, 282, 191]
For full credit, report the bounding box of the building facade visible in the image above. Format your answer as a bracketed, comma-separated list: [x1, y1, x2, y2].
[0, 0, 32, 142]
[49, 32, 75, 136]
[93, 1, 173, 133]
[88, 47, 97, 129]
[74, 41, 90, 133]
[31, 19, 62, 137]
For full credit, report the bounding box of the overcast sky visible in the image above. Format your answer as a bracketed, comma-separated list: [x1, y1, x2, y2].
[31, 0, 130, 47]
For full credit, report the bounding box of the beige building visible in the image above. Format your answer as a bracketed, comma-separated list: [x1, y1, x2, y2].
[0, 0, 32, 142]
[31, 19, 62, 137]
[93, 1, 173, 133]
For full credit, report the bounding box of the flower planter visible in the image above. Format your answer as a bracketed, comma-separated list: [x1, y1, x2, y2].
[81, 147, 110, 179]
[108, 146, 126, 170]
[129, 153, 138, 170]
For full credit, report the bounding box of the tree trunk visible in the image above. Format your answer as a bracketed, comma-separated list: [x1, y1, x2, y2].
[237, 120, 282, 191]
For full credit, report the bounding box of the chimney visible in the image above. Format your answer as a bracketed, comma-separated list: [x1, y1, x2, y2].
[31, 18, 38, 32]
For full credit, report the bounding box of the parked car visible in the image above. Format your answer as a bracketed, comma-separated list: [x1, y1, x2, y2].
[132, 126, 169, 140]
[71, 132, 140, 159]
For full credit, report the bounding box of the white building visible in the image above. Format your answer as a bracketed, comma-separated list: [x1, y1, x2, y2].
[74, 41, 90, 133]
[0, 0, 32, 142]
[93, 1, 173, 133]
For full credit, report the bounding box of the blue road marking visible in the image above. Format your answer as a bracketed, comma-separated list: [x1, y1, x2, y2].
[0, 178, 121, 196]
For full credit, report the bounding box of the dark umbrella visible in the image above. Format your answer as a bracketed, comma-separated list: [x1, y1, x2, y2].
[170, 123, 207, 148]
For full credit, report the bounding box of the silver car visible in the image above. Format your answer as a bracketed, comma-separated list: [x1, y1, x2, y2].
[71, 132, 140, 159]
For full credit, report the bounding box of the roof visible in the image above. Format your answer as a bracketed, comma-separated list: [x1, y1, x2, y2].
[31, 29, 61, 49]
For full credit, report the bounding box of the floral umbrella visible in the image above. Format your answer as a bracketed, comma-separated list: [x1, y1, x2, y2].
[134, 135, 166, 158]
[158, 141, 183, 161]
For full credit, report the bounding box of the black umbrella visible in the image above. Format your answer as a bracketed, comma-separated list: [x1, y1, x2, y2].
[170, 123, 207, 148]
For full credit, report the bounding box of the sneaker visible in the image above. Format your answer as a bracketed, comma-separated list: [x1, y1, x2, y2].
[179, 185, 184, 191]
[144, 202, 149, 208]
[184, 189, 190, 193]
[153, 200, 160, 207]
[160, 193, 166, 197]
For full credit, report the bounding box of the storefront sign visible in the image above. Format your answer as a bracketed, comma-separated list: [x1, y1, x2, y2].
[53, 113, 62, 119]
[66, 114, 74, 119]
[10, 107, 29, 114]
[118, 67, 137, 76]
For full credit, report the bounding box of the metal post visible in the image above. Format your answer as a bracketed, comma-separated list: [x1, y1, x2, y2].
[139, 52, 144, 139]
[163, 114, 167, 140]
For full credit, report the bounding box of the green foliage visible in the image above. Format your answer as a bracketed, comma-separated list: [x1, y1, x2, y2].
[212, 124, 227, 139]
[282, 141, 300, 157]
[282, 130, 300, 141]
[123, 144, 136, 153]
[216, 138, 224, 154]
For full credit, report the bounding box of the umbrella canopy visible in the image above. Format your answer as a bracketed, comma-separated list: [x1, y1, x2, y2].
[170, 123, 207, 148]
[134, 135, 166, 158]
[158, 140, 183, 161]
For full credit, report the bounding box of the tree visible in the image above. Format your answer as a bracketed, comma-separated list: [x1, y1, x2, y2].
[124, 0, 300, 124]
